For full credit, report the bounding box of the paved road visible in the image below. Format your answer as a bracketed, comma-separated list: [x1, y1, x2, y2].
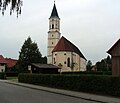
[0, 81, 99, 103]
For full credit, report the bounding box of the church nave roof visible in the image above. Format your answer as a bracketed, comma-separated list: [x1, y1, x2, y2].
[52, 36, 86, 60]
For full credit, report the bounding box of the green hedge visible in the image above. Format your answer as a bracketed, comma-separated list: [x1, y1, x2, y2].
[5, 72, 18, 77]
[18, 73, 120, 97]
[0, 73, 6, 79]
[62, 71, 112, 75]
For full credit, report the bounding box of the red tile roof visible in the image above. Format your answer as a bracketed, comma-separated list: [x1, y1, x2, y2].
[107, 38, 120, 54]
[5, 58, 17, 68]
[52, 36, 86, 60]
[0, 55, 7, 64]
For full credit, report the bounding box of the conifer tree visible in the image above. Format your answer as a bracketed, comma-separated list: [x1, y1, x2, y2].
[96, 56, 111, 71]
[17, 36, 43, 73]
[86, 60, 92, 71]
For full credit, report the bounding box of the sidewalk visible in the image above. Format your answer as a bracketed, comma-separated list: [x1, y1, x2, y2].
[1, 79, 120, 103]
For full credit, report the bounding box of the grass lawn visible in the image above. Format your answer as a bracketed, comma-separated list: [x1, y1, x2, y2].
[6, 77, 18, 81]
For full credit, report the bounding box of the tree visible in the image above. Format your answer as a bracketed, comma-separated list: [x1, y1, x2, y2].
[86, 60, 92, 71]
[106, 55, 112, 71]
[41, 56, 47, 64]
[0, 0, 23, 17]
[96, 55, 111, 71]
[17, 36, 45, 73]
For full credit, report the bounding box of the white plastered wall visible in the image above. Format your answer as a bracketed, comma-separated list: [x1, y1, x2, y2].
[52, 51, 86, 72]
[80, 58, 86, 71]
[0, 65, 5, 72]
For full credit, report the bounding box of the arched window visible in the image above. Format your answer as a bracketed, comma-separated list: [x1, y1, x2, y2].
[52, 24, 54, 29]
[53, 58, 56, 64]
[56, 24, 57, 29]
[67, 58, 70, 67]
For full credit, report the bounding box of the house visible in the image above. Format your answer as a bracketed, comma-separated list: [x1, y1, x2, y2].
[0, 55, 7, 72]
[47, 3, 87, 72]
[91, 65, 97, 71]
[0, 55, 17, 72]
[31, 63, 60, 74]
[5, 58, 17, 72]
[107, 38, 120, 76]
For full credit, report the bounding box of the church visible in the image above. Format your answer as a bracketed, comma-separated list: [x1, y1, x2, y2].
[47, 3, 87, 72]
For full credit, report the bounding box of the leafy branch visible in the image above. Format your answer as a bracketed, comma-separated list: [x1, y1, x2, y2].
[0, 0, 23, 17]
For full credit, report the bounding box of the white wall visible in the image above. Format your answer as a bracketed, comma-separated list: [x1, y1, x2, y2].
[52, 51, 86, 72]
[0, 64, 5, 72]
[80, 58, 86, 71]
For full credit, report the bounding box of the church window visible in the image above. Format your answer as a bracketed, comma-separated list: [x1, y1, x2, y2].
[64, 61, 66, 64]
[56, 24, 57, 28]
[53, 58, 56, 64]
[52, 42, 53, 45]
[64, 53, 66, 55]
[52, 35, 54, 37]
[67, 58, 70, 67]
[52, 24, 54, 29]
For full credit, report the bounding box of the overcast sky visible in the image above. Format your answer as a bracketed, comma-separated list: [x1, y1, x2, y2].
[0, 0, 120, 64]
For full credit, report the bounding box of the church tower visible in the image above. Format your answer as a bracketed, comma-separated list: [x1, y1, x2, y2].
[47, 3, 61, 64]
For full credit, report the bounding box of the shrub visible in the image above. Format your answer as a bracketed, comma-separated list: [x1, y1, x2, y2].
[5, 72, 18, 77]
[18, 73, 120, 97]
[0, 73, 6, 79]
[62, 71, 112, 75]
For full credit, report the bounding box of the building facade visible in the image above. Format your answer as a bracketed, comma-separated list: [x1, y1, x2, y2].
[52, 36, 86, 72]
[0, 55, 17, 72]
[0, 55, 7, 72]
[107, 38, 120, 76]
[47, 3, 86, 72]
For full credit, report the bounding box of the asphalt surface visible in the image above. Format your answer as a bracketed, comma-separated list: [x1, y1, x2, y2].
[1, 79, 120, 103]
[0, 81, 98, 103]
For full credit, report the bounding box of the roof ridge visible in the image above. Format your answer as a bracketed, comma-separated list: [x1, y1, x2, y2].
[52, 36, 86, 60]
[107, 38, 120, 54]
[0, 55, 7, 63]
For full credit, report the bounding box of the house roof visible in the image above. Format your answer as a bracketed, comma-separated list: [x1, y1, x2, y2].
[50, 3, 59, 18]
[107, 38, 120, 55]
[31, 63, 60, 69]
[5, 58, 17, 68]
[52, 36, 87, 60]
[0, 55, 7, 64]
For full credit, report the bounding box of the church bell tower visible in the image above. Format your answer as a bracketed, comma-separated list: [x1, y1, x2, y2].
[47, 3, 61, 64]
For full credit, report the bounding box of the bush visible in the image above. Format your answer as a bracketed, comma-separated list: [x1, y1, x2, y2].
[62, 71, 112, 75]
[0, 73, 6, 79]
[18, 73, 120, 97]
[5, 72, 18, 77]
